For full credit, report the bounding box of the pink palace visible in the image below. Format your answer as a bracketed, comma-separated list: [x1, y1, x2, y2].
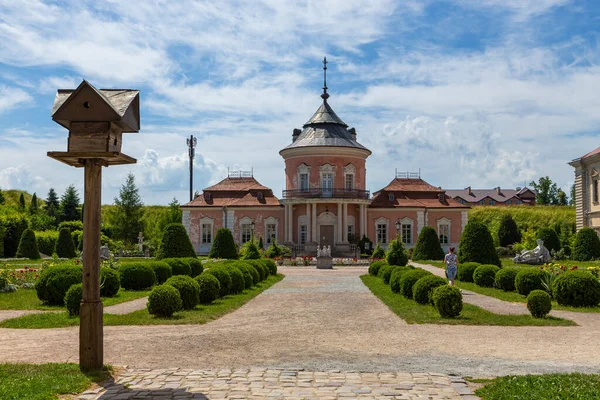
[182, 61, 470, 256]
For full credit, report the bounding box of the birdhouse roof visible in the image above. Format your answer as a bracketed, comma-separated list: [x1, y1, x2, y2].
[52, 80, 140, 132]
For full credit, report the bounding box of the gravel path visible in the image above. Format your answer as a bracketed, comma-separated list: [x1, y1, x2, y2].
[1, 267, 599, 377]
[104, 297, 148, 315]
[0, 309, 52, 322]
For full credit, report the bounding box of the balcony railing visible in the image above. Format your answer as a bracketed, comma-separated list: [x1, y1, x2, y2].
[283, 188, 370, 199]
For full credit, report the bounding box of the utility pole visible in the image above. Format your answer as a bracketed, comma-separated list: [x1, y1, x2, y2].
[186, 135, 197, 202]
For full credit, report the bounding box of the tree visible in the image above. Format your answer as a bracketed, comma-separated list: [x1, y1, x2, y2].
[497, 214, 521, 247]
[570, 185, 575, 206]
[556, 189, 568, 206]
[571, 228, 600, 261]
[18, 193, 25, 210]
[55, 227, 76, 258]
[156, 223, 197, 259]
[412, 226, 445, 261]
[60, 185, 81, 222]
[458, 220, 501, 267]
[0, 188, 5, 205]
[110, 173, 144, 244]
[16, 229, 41, 260]
[385, 236, 408, 266]
[529, 176, 559, 205]
[44, 188, 60, 219]
[29, 193, 38, 214]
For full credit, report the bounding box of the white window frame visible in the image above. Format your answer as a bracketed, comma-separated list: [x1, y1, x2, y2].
[399, 217, 413, 245]
[297, 163, 311, 191]
[264, 216, 278, 244]
[343, 163, 355, 190]
[199, 216, 214, 244]
[375, 217, 388, 244]
[437, 217, 451, 245]
[239, 216, 253, 244]
[320, 164, 336, 196]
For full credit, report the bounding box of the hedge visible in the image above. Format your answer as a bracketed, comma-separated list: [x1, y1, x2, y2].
[572, 228, 600, 261]
[147, 261, 172, 284]
[203, 267, 232, 297]
[224, 266, 245, 294]
[369, 260, 387, 276]
[36, 265, 83, 305]
[457, 262, 480, 283]
[515, 268, 544, 296]
[411, 226, 445, 261]
[412, 275, 448, 305]
[164, 275, 200, 310]
[495, 268, 519, 292]
[194, 273, 221, 304]
[119, 263, 156, 290]
[100, 268, 120, 297]
[552, 270, 600, 307]
[185, 258, 204, 277]
[399, 269, 431, 299]
[473, 264, 500, 288]
[35, 230, 58, 256]
[162, 258, 191, 277]
[389, 266, 414, 293]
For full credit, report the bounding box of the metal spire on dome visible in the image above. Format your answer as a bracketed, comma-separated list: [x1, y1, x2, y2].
[321, 56, 329, 100]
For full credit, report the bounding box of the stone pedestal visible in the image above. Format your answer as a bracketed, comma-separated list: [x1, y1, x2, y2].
[316, 257, 333, 269]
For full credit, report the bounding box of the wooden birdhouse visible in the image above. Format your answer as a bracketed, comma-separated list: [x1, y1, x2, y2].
[48, 80, 140, 167]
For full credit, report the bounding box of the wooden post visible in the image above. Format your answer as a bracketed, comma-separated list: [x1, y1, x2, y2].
[79, 159, 103, 371]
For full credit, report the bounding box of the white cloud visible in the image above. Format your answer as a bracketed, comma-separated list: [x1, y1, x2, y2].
[0, 85, 32, 113]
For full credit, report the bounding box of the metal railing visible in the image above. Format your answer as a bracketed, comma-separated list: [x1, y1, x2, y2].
[395, 169, 421, 179]
[282, 188, 370, 199]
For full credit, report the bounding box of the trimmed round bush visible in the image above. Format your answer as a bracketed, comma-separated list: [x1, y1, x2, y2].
[263, 258, 277, 275]
[203, 267, 232, 297]
[208, 228, 238, 259]
[399, 269, 431, 299]
[16, 229, 41, 260]
[552, 270, 600, 307]
[412, 275, 448, 305]
[369, 260, 387, 276]
[185, 258, 204, 277]
[386, 237, 408, 266]
[458, 220, 501, 267]
[35, 265, 82, 305]
[194, 274, 220, 304]
[527, 290, 552, 318]
[390, 266, 414, 293]
[412, 226, 445, 261]
[515, 268, 544, 296]
[380, 265, 395, 284]
[100, 268, 120, 297]
[55, 228, 76, 258]
[231, 262, 254, 289]
[243, 263, 261, 285]
[473, 264, 500, 288]
[147, 284, 182, 317]
[432, 285, 463, 318]
[162, 258, 192, 277]
[457, 262, 480, 283]
[147, 261, 172, 284]
[157, 223, 197, 259]
[495, 268, 519, 291]
[164, 275, 200, 310]
[225, 266, 245, 294]
[119, 263, 156, 290]
[536, 228, 560, 253]
[247, 260, 267, 281]
[64, 283, 82, 317]
[572, 228, 600, 261]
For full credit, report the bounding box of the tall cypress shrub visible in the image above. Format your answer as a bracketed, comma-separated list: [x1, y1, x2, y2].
[412, 226, 445, 261]
[572, 228, 600, 261]
[16, 229, 41, 260]
[209, 228, 238, 259]
[55, 227, 76, 258]
[458, 220, 501, 267]
[497, 214, 521, 247]
[385, 236, 408, 266]
[156, 223, 197, 259]
[536, 227, 561, 253]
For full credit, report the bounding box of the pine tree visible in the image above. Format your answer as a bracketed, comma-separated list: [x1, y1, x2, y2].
[0, 188, 5, 205]
[44, 188, 60, 219]
[18, 193, 25, 210]
[60, 185, 81, 222]
[110, 173, 144, 244]
[29, 193, 38, 214]
[158, 198, 182, 230]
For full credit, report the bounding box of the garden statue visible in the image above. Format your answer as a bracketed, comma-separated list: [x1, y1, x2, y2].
[325, 245, 331, 257]
[513, 239, 552, 264]
[100, 245, 111, 261]
[138, 232, 144, 252]
[316, 244, 332, 269]
[316, 245, 321, 257]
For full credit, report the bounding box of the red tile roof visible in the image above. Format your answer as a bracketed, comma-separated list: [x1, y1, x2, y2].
[183, 177, 281, 208]
[581, 146, 600, 160]
[377, 178, 444, 193]
[203, 177, 271, 191]
[370, 178, 469, 209]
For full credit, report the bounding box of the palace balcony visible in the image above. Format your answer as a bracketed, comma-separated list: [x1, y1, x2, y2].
[282, 188, 370, 200]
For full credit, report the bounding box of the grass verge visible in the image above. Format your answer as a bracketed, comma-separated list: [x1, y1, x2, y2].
[361, 275, 574, 326]
[475, 373, 600, 399]
[0, 288, 151, 310]
[417, 261, 600, 313]
[0, 362, 111, 400]
[0, 274, 283, 329]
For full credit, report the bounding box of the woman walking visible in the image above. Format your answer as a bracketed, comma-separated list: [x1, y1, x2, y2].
[444, 247, 458, 286]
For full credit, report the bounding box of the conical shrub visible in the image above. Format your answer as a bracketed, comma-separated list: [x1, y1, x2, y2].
[157, 223, 197, 259]
[16, 229, 40, 259]
[412, 226, 444, 261]
[208, 228, 238, 259]
[55, 227, 76, 258]
[458, 220, 500, 267]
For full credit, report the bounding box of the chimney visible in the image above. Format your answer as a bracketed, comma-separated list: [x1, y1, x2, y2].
[516, 186, 522, 191]
[465, 186, 472, 195]
[348, 127, 356, 140]
[496, 186, 501, 194]
[292, 128, 301, 142]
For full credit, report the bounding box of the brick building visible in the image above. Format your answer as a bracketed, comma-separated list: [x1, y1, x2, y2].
[446, 187, 536, 206]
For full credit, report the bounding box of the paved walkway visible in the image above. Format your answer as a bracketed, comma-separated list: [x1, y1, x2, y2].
[1, 267, 600, 381]
[78, 368, 477, 400]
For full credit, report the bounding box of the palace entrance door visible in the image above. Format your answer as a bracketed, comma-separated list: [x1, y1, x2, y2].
[320, 225, 334, 249]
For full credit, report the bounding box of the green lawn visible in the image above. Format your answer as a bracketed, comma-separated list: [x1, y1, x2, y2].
[475, 373, 600, 399]
[417, 261, 600, 313]
[0, 363, 111, 400]
[0, 288, 151, 310]
[361, 275, 574, 326]
[0, 274, 283, 329]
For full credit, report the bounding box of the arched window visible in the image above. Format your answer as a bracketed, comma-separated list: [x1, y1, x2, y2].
[437, 217, 451, 244]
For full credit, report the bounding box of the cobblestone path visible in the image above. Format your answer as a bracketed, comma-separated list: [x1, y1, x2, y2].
[78, 368, 478, 400]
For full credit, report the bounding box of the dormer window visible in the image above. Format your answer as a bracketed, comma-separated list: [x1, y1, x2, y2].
[204, 192, 212, 201]
[257, 192, 264, 200]
[438, 193, 445, 202]
[389, 193, 395, 201]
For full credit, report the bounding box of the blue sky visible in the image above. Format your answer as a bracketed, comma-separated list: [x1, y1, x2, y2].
[1, 0, 600, 204]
